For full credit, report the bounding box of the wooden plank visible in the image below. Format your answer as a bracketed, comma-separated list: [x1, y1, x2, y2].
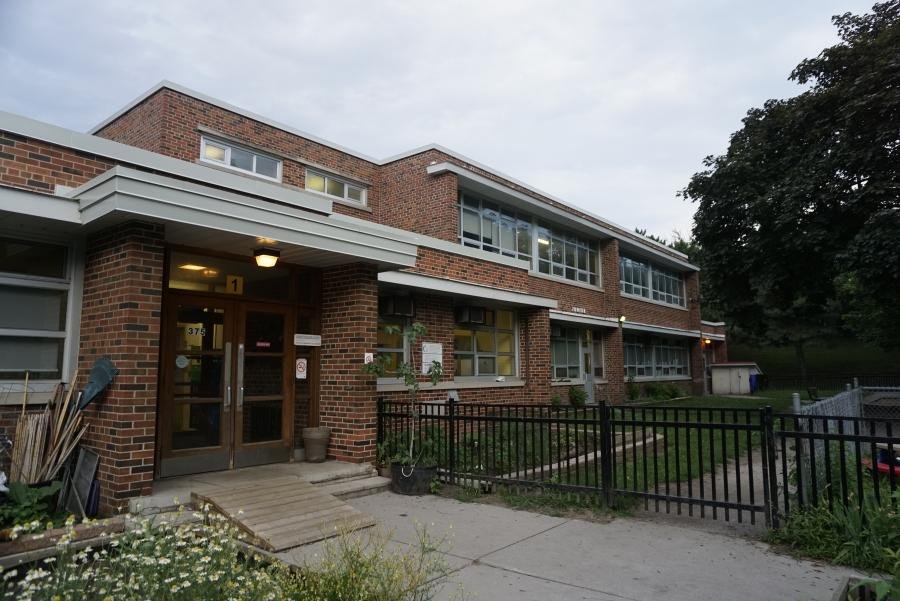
[191, 477, 375, 552]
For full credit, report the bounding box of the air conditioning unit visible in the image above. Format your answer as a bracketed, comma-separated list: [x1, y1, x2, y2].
[455, 306, 486, 325]
[550, 325, 563, 338]
[379, 295, 414, 317]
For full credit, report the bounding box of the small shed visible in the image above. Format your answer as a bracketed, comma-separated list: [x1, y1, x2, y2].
[709, 362, 762, 395]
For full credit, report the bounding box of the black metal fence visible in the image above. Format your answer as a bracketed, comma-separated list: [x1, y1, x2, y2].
[377, 398, 899, 529]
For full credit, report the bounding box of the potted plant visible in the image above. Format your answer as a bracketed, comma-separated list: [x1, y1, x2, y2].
[363, 322, 443, 495]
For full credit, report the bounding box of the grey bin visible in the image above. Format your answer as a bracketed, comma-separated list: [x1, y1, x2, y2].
[302, 427, 331, 463]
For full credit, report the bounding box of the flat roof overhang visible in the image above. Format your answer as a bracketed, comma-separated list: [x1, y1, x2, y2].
[71, 167, 419, 269]
[549, 309, 619, 329]
[378, 270, 558, 309]
[622, 320, 702, 339]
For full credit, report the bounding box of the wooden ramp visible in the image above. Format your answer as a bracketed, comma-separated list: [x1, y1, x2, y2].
[192, 476, 376, 551]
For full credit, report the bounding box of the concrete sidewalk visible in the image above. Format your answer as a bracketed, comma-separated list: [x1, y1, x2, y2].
[277, 492, 858, 601]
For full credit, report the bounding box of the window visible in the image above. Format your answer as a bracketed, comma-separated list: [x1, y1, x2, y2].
[376, 317, 407, 376]
[454, 308, 516, 377]
[623, 334, 690, 378]
[305, 169, 366, 205]
[458, 192, 598, 286]
[0, 237, 71, 381]
[551, 327, 581, 379]
[459, 193, 532, 262]
[200, 136, 282, 181]
[619, 256, 685, 307]
[536, 225, 598, 285]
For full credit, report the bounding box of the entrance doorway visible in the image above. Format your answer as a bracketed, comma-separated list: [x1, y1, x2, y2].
[158, 294, 293, 477]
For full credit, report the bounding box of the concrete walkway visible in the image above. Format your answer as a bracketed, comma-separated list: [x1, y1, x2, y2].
[278, 492, 858, 601]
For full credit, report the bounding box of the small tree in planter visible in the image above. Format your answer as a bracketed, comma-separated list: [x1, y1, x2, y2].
[364, 322, 443, 495]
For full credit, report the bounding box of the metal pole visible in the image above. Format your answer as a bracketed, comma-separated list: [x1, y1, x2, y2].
[447, 398, 456, 486]
[792, 392, 801, 414]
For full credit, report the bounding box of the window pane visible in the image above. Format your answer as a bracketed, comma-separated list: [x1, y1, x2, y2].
[377, 322, 404, 349]
[498, 355, 514, 376]
[475, 330, 495, 353]
[0, 238, 67, 279]
[537, 229, 551, 260]
[456, 356, 474, 377]
[497, 332, 513, 353]
[203, 142, 227, 162]
[500, 215, 516, 254]
[517, 220, 532, 256]
[256, 155, 279, 179]
[496, 310, 513, 330]
[171, 402, 221, 450]
[462, 209, 480, 241]
[0, 286, 66, 330]
[230, 146, 254, 171]
[565, 242, 576, 268]
[477, 356, 495, 375]
[347, 186, 363, 202]
[242, 399, 282, 443]
[454, 329, 473, 352]
[0, 336, 63, 379]
[326, 178, 345, 198]
[379, 351, 403, 375]
[306, 172, 326, 192]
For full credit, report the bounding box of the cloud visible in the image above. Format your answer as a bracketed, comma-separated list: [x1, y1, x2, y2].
[0, 0, 873, 237]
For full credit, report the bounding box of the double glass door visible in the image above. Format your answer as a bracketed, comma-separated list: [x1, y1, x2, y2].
[159, 295, 291, 477]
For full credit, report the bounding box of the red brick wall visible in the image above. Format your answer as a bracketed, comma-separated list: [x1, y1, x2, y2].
[0, 131, 114, 193]
[78, 221, 164, 515]
[318, 264, 379, 462]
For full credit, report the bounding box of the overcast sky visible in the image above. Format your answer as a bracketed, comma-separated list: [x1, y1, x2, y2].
[0, 1, 873, 238]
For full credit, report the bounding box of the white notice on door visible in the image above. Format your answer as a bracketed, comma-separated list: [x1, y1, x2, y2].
[421, 342, 443, 375]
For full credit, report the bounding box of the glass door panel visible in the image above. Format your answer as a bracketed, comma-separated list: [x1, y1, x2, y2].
[234, 306, 291, 468]
[159, 299, 233, 477]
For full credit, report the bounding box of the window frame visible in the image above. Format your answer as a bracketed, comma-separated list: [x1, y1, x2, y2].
[199, 136, 283, 182]
[619, 255, 686, 308]
[453, 307, 518, 379]
[550, 326, 582, 381]
[458, 192, 599, 287]
[304, 169, 368, 206]
[375, 316, 409, 381]
[623, 334, 690, 380]
[0, 234, 82, 399]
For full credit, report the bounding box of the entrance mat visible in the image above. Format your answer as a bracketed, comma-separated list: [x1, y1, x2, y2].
[192, 476, 376, 551]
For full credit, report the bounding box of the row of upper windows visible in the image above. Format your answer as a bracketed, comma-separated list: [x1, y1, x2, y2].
[619, 256, 686, 308]
[459, 192, 599, 286]
[199, 135, 367, 205]
[196, 137, 687, 301]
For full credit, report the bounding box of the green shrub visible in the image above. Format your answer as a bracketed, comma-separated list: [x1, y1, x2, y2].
[549, 393, 562, 407]
[568, 386, 587, 408]
[626, 376, 639, 401]
[642, 381, 665, 400]
[768, 491, 900, 572]
[0, 481, 63, 530]
[663, 383, 683, 399]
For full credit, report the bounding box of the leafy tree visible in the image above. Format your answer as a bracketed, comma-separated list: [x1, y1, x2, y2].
[682, 2, 900, 379]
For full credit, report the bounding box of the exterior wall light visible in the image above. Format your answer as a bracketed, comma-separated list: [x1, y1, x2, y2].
[618, 315, 626, 324]
[703, 338, 712, 345]
[254, 247, 280, 268]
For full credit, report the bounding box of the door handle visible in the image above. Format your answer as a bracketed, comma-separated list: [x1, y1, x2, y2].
[236, 342, 245, 410]
[223, 342, 232, 412]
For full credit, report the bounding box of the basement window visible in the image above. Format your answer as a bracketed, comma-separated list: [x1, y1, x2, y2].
[200, 136, 282, 182]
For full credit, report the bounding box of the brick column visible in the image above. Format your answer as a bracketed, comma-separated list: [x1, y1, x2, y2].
[603, 326, 625, 404]
[319, 263, 379, 462]
[690, 339, 705, 396]
[520, 307, 551, 402]
[78, 221, 164, 515]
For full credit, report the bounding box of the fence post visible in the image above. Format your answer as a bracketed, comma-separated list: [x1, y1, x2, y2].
[447, 398, 456, 486]
[762, 405, 779, 529]
[599, 401, 613, 506]
[792, 392, 801, 414]
[376, 396, 384, 448]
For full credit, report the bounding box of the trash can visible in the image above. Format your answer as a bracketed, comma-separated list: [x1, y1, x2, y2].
[749, 374, 760, 394]
[302, 427, 331, 463]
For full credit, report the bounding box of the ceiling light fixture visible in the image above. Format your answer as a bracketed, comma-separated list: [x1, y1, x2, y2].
[254, 247, 280, 268]
[178, 263, 207, 271]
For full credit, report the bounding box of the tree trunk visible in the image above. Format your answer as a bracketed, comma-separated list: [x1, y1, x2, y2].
[795, 342, 808, 389]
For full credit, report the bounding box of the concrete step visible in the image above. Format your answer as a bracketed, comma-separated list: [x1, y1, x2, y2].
[301, 462, 376, 485]
[318, 475, 391, 500]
